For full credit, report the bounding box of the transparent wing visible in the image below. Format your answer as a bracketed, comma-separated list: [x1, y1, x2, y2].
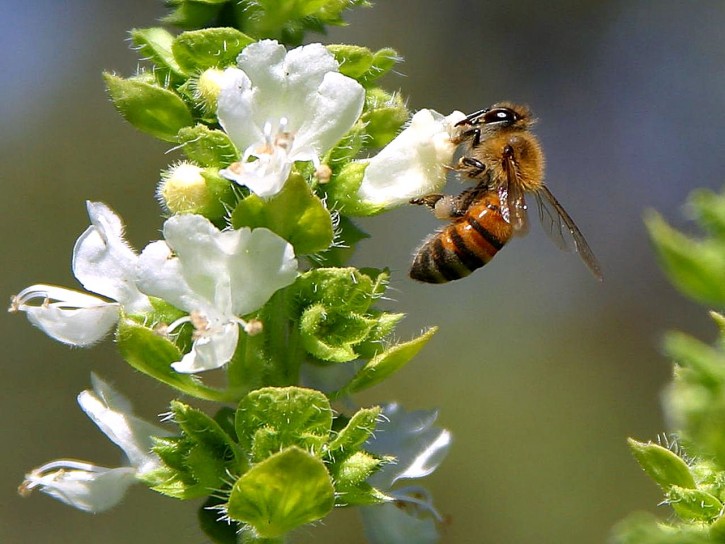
[501, 148, 529, 236]
[535, 185, 603, 280]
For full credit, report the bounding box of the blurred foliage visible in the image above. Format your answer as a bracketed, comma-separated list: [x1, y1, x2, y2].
[613, 187, 725, 542]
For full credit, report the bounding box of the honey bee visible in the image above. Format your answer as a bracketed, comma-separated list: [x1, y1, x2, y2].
[410, 102, 602, 283]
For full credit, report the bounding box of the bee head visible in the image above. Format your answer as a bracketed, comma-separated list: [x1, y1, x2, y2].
[457, 102, 534, 131]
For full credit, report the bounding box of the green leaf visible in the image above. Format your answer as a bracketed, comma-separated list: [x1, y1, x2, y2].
[323, 161, 388, 216]
[235, 387, 333, 462]
[362, 47, 400, 85]
[689, 188, 725, 238]
[337, 326, 438, 396]
[130, 27, 185, 78]
[172, 28, 254, 72]
[177, 124, 240, 167]
[667, 485, 723, 522]
[330, 451, 387, 506]
[612, 512, 712, 544]
[645, 210, 725, 306]
[627, 439, 696, 491]
[116, 317, 234, 401]
[295, 267, 388, 313]
[103, 73, 193, 142]
[227, 447, 335, 538]
[231, 173, 334, 254]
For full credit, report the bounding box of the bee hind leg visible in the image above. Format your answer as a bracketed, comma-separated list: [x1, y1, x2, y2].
[411, 194, 466, 220]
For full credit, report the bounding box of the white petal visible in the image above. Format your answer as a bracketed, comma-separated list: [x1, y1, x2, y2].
[361, 498, 440, 544]
[23, 462, 137, 513]
[365, 403, 452, 490]
[357, 109, 466, 207]
[78, 376, 169, 473]
[171, 321, 239, 373]
[73, 201, 150, 312]
[226, 227, 298, 315]
[292, 71, 365, 157]
[14, 285, 119, 346]
[220, 152, 292, 198]
[136, 239, 212, 315]
[217, 67, 261, 150]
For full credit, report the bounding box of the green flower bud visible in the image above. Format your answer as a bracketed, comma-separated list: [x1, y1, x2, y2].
[157, 162, 231, 219]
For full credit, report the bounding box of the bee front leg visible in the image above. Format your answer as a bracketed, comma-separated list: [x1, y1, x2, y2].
[456, 156, 487, 179]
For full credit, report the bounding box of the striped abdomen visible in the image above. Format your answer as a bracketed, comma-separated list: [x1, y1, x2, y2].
[409, 191, 513, 283]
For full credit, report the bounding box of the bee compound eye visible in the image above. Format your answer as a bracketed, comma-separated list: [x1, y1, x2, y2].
[484, 108, 517, 125]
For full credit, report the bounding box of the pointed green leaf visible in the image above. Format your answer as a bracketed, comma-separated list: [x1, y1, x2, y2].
[337, 327, 438, 396]
[104, 73, 193, 142]
[162, 1, 224, 30]
[172, 28, 254, 72]
[177, 124, 240, 167]
[130, 27, 185, 78]
[326, 44, 373, 79]
[235, 387, 333, 461]
[116, 317, 233, 401]
[627, 439, 696, 491]
[645, 210, 725, 306]
[227, 447, 335, 538]
[300, 305, 376, 363]
[328, 407, 381, 455]
[231, 174, 334, 254]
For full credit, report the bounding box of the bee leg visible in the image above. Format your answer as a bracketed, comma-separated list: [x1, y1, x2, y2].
[456, 156, 487, 178]
[452, 126, 481, 146]
[410, 194, 445, 208]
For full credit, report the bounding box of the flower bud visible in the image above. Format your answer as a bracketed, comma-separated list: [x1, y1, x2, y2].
[157, 162, 230, 219]
[194, 68, 225, 113]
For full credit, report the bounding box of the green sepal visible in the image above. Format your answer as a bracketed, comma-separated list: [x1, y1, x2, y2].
[116, 317, 236, 402]
[327, 407, 381, 456]
[667, 485, 723, 522]
[315, 216, 370, 267]
[627, 439, 696, 491]
[334, 326, 438, 397]
[142, 401, 246, 499]
[199, 168, 237, 220]
[227, 446, 335, 538]
[296, 267, 388, 313]
[177, 124, 240, 167]
[231, 173, 333, 254]
[362, 47, 400, 85]
[163, 0, 225, 30]
[103, 73, 193, 142]
[322, 161, 387, 216]
[198, 495, 239, 544]
[354, 311, 406, 359]
[326, 44, 373, 79]
[330, 451, 387, 506]
[130, 28, 186, 79]
[360, 89, 408, 148]
[172, 28, 254, 72]
[709, 514, 725, 540]
[300, 304, 377, 362]
[235, 386, 333, 462]
[645, 210, 725, 306]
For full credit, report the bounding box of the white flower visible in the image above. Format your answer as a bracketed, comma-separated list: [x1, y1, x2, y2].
[19, 374, 169, 513]
[361, 403, 452, 544]
[217, 40, 365, 198]
[357, 109, 466, 208]
[9, 201, 150, 346]
[136, 214, 298, 373]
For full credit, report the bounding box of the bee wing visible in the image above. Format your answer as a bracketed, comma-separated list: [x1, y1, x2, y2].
[535, 185, 603, 280]
[501, 149, 529, 236]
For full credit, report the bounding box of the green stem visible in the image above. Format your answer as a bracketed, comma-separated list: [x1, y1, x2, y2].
[263, 287, 301, 386]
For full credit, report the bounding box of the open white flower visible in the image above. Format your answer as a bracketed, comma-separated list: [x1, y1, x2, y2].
[9, 201, 150, 346]
[19, 374, 169, 513]
[217, 40, 365, 198]
[136, 214, 298, 373]
[357, 109, 466, 209]
[361, 403, 452, 544]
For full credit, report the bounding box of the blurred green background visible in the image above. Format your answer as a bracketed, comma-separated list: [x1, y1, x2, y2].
[2, 1, 724, 542]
